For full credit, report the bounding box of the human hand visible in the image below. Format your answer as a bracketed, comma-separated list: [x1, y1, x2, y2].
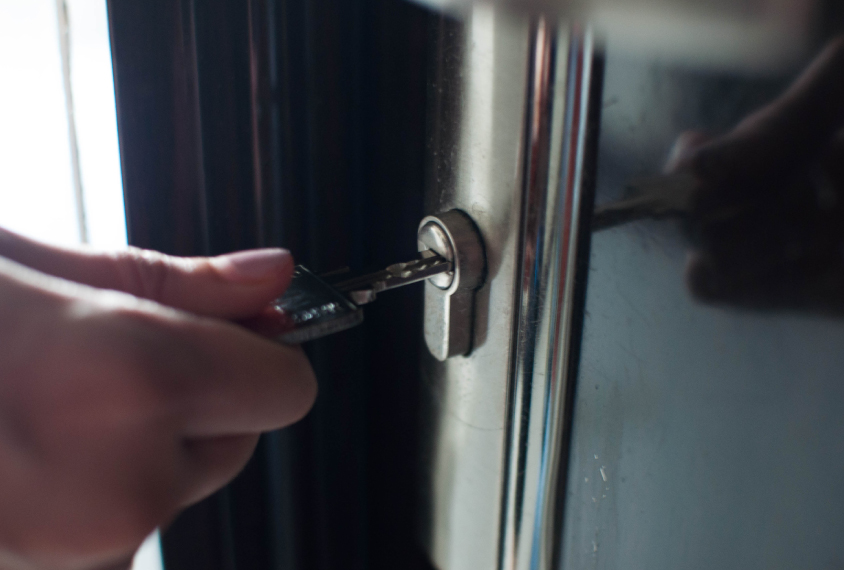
[667, 37, 844, 312]
[0, 228, 316, 570]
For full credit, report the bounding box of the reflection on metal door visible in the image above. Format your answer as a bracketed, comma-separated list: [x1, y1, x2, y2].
[561, 35, 844, 570]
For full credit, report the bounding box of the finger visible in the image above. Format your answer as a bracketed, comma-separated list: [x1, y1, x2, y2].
[689, 37, 844, 185]
[145, 315, 317, 437]
[664, 130, 715, 173]
[0, 226, 293, 318]
[180, 434, 260, 506]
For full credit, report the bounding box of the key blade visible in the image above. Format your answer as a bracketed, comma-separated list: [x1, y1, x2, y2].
[328, 251, 452, 305]
[591, 172, 699, 231]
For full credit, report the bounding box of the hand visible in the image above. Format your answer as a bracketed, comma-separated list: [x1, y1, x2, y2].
[0, 228, 316, 570]
[667, 37, 844, 312]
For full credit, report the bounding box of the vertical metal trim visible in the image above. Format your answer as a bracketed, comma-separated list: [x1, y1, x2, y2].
[501, 26, 602, 570]
[536, 29, 601, 570]
[500, 17, 557, 570]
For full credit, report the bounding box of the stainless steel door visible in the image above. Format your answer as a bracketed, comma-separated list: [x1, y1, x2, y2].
[418, 2, 844, 570]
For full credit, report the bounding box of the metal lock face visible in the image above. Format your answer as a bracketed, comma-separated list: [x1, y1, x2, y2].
[417, 210, 486, 361]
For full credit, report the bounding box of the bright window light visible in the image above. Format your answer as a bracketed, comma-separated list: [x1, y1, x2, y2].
[0, 0, 126, 249]
[66, 0, 126, 249]
[0, 0, 80, 246]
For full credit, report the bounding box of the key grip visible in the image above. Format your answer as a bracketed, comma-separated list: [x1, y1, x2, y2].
[240, 266, 363, 344]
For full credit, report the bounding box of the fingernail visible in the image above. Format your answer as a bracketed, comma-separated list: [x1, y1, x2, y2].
[214, 248, 292, 282]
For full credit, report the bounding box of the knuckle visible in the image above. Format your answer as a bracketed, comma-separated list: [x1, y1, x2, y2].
[112, 248, 184, 303]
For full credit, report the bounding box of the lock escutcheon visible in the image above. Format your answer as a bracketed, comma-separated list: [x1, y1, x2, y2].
[417, 210, 486, 361]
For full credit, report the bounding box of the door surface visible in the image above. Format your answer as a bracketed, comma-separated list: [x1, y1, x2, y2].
[418, 3, 844, 570]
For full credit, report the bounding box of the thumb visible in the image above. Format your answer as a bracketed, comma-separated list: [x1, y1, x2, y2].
[0, 227, 294, 318]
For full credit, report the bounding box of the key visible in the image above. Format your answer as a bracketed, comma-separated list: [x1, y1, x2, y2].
[591, 172, 699, 231]
[325, 249, 451, 305]
[240, 251, 452, 345]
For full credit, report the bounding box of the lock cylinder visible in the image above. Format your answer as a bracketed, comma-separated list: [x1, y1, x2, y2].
[417, 210, 486, 360]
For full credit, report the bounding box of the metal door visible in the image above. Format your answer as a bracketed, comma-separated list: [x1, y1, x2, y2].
[415, 2, 844, 570]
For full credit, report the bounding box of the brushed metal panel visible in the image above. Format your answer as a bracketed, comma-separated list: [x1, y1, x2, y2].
[420, 9, 602, 570]
[421, 9, 533, 569]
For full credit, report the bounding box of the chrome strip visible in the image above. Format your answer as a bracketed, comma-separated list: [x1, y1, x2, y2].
[500, 17, 558, 570]
[501, 27, 601, 570]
